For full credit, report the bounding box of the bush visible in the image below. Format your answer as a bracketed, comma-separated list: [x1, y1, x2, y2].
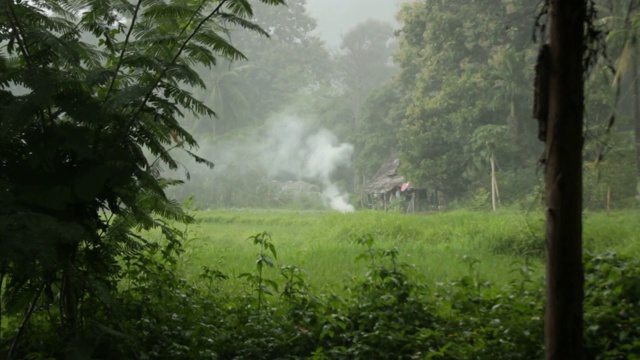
[584, 252, 640, 359]
[6, 231, 640, 359]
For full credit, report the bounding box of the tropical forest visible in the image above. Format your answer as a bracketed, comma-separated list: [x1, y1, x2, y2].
[1, 0, 639, 359]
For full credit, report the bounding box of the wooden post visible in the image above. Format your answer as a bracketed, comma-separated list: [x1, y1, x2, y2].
[544, 1, 585, 359]
[491, 153, 497, 211]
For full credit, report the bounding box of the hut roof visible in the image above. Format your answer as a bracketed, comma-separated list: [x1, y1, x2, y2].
[361, 158, 406, 194]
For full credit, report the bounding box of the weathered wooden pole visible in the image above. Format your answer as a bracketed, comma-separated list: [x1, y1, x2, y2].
[544, 1, 586, 359]
[490, 153, 500, 211]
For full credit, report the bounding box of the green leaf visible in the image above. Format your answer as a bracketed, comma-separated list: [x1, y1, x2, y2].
[268, 243, 277, 259]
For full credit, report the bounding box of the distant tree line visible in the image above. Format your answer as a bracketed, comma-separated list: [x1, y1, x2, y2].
[172, 0, 639, 211]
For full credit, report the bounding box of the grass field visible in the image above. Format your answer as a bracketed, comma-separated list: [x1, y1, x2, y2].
[169, 208, 640, 294]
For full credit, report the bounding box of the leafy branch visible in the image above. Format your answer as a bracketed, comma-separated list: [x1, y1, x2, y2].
[104, 0, 143, 99]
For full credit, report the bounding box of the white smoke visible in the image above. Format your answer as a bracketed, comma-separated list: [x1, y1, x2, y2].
[321, 184, 355, 213]
[181, 115, 356, 213]
[261, 116, 356, 213]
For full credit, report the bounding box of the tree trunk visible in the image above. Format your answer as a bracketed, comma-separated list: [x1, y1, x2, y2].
[544, 1, 585, 359]
[632, 37, 640, 196]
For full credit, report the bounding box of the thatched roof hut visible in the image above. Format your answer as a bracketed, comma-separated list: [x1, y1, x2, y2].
[361, 158, 406, 195]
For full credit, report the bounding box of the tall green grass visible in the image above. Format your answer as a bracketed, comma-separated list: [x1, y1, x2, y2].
[171, 208, 640, 294]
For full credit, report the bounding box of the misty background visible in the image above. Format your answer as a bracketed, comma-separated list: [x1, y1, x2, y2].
[166, 0, 638, 212]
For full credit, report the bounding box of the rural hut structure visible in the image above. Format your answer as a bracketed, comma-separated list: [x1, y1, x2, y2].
[361, 158, 409, 211]
[361, 157, 432, 212]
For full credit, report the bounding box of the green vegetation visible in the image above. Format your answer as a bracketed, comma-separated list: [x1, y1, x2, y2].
[178, 209, 544, 290]
[2, 0, 640, 358]
[0, 0, 285, 357]
[177, 209, 640, 292]
[6, 209, 640, 359]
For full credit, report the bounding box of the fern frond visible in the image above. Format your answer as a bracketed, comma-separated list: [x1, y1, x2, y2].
[159, 82, 215, 117]
[184, 149, 215, 169]
[164, 61, 205, 87]
[0, 62, 25, 89]
[224, 0, 253, 19]
[74, 41, 107, 69]
[26, 0, 79, 20]
[131, 35, 181, 59]
[17, 6, 76, 34]
[192, 30, 247, 61]
[133, 123, 180, 169]
[181, 42, 218, 67]
[117, 53, 165, 73]
[216, 12, 270, 37]
[141, 2, 196, 22]
[258, 0, 286, 5]
[135, 190, 191, 223]
[104, 83, 153, 109]
[27, 29, 82, 65]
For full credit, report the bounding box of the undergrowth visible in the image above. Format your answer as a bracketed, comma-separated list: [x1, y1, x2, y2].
[2, 210, 639, 359]
[179, 209, 640, 293]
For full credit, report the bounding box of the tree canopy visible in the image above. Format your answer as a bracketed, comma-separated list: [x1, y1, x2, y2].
[0, 0, 283, 355]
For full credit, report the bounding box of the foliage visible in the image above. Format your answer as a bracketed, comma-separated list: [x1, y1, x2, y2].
[162, 0, 336, 210]
[239, 231, 279, 313]
[391, 0, 542, 202]
[598, 0, 640, 193]
[0, 0, 284, 357]
[584, 252, 640, 358]
[174, 208, 640, 293]
[4, 207, 640, 358]
[351, 82, 402, 179]
[186, 0, 331, 137]
[335, 19, 396, 125]
[296, 19, 397, 192]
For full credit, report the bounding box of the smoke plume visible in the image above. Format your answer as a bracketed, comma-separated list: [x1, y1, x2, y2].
[176, 115, 355, 212]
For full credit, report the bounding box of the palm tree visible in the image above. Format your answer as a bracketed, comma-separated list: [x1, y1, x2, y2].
[602, 0, 640, 194]
[190, 62, 255, 136]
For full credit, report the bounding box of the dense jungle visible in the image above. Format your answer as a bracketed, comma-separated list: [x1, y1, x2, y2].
[1, 0, 639, 359]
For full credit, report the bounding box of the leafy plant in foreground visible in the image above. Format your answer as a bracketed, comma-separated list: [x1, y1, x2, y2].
[584, 252, 640, 358]
[0, 0, 285, 357]
[239, 231, 279, 314]
[313, 235, 443, 359]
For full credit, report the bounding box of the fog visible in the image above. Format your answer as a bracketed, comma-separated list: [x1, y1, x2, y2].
[165, 0, 635, 212]
[305, 0, 403, 47]
[172, 115, 355, 212]
[164, 0, 401, 211]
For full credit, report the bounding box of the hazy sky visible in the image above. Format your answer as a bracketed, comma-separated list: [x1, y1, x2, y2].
[305, 0, 404, 48]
